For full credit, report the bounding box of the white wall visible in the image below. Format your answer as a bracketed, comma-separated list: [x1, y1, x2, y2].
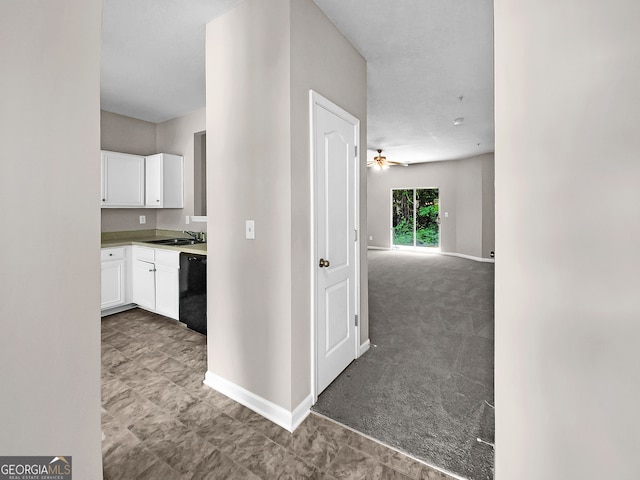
[100, 109, 206, 233]
[290, 0, 368, 401]
[367, 153, 494, 259]
[206, 0, 366, 415]
[0, 1, 103, 478]
[156, 108, 206, 231]
[206, 0, 294, 410]
[495, 1, 640, 479]
[455, 159, 483, 257]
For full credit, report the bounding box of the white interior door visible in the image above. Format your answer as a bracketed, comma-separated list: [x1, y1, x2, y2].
[311, 91, 359, 396]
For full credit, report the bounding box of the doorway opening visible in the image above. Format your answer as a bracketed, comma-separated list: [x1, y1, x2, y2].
[193, 131, 207, 217]
[391, 188, 440, 252]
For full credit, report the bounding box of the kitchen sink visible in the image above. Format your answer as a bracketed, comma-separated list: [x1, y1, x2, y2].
[144, 238, 200, 246]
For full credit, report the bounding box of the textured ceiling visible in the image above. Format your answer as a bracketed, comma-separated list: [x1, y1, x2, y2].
[312, 0, 494, 163]
[101, 0, 244, 123]
[101, 0, 494, 163]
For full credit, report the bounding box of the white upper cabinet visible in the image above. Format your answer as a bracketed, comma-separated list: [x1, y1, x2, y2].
[145, 153, 184, 208]
[100, 151, 184, 209]
[101, 151, 145, 207]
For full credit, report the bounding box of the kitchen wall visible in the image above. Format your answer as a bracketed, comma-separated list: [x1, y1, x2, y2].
[0, 0, 103, 477]
[367, 153, 494, 259]
[495, 0, 640, 478]
[206, 0, 366, 415]
[100, 108, 206, 233]
[101, 110, 158, 231]
[156, 108, 206, 231]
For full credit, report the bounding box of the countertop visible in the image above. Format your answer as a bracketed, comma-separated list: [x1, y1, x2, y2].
[101, 229, 207, 256]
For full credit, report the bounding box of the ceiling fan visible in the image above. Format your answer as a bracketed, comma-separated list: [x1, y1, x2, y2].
[367, 149, 407, 170]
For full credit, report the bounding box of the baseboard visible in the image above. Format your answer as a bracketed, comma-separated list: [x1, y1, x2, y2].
[368, 246, 494, 264]
[359, 339, 371, 357]
[440, 252, 495, 263]
[100, 303, 136, 317]
[203, 371, 312, 432]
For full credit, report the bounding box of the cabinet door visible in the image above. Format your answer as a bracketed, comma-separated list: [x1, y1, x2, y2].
[132, 259, 156, 310]
[155, 264, 179, 320]
[145, 154, 163, 208]
[145, 153, 184, 208]
[102, 151, 145, 207]
[101, 260, 125, 309]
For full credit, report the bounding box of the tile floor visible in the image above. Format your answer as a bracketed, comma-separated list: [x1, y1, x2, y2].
[102, 308, 457, 480]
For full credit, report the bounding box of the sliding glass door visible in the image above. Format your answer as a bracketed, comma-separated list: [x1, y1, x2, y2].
[391, 188, 440, 251]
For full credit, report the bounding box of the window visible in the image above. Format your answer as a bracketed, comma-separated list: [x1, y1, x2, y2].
[391, 188, 440, 251]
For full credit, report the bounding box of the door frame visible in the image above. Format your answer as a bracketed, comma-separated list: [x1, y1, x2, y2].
[309, 90, 361, 403]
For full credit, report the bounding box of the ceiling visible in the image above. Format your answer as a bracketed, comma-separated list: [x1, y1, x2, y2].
[101, 0, 494, 164]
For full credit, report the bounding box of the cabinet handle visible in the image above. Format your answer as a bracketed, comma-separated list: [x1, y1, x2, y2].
[156, 199, 160, 202]
[108, 253, 113, 256]
[102, 198, 106, 201]
[148, 268, 156, 272]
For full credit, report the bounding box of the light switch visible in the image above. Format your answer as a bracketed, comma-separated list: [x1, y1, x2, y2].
[444, 212, 449, 218]
[139, 215, 146, 224]
[245, 220, 255, 240]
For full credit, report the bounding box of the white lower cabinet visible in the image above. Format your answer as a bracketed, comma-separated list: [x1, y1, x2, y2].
[132, 246, 180, 320]
[132, 259, 156, 311]
[155, 264, 180, 319]
[101, 247, 128, 310]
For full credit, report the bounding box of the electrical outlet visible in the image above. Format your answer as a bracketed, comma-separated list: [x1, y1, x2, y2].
[245, 220, 255, 240]
[369, 236, 373, 241]
[185, 215, 190, 225]
[139, 215, 146, 224]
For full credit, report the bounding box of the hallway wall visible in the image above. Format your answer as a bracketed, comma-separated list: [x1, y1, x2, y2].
[205, 0, 366, 419]
[495, 0, 640, 478]
[0, 1, 103, 477]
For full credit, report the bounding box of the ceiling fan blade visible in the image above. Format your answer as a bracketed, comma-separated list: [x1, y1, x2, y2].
[385, 161, 408, 166]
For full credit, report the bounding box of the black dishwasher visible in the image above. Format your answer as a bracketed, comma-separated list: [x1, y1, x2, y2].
[179, 253, 207, 335]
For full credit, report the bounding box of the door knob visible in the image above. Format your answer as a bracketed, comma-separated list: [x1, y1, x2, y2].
[319, 258, 330, 268]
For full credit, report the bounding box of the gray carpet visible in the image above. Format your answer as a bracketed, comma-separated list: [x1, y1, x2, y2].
[313, 251, 494, 480]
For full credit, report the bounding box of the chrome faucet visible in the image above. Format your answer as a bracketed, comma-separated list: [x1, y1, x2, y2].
[183, 230, 204, 242]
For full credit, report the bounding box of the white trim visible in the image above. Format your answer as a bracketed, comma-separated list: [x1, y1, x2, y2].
[440, 252, 495, 263]
[309, 91, 318, 403]
[367, 248, 495, 264]
[359, 339, 371, 357]
[203, 371, 312, 432]
[100, 303, 136, 317]
[291, 394, 314, 431]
